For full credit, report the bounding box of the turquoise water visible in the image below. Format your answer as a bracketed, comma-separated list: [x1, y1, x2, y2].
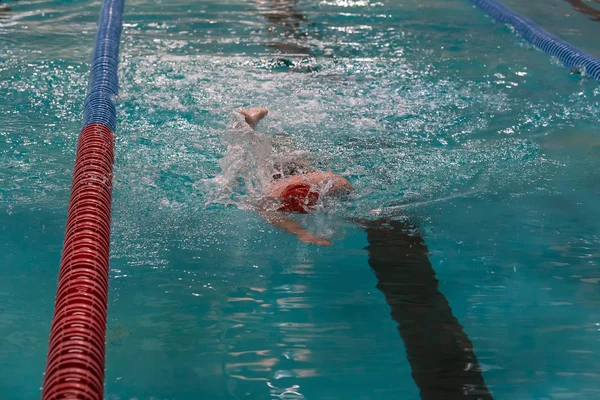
[2, 0, 600, 398]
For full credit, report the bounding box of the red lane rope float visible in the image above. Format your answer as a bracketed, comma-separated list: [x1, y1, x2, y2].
[42, 123, 115, 400]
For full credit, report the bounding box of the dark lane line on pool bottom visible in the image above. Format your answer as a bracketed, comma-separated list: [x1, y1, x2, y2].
[0, 0, 11, 20]
[258, 0, 312, 55]
[363, 220, 494, 400]
[563, 0, 600, 22]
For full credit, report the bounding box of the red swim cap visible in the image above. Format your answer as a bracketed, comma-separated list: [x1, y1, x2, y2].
[278, 182, 319, 214]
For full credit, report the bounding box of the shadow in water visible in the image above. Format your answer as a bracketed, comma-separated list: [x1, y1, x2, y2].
[362, 219, 494, 399]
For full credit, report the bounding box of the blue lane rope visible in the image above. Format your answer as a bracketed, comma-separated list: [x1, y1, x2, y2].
[471, 0, 600, 82]
[82, 0, 125, 132]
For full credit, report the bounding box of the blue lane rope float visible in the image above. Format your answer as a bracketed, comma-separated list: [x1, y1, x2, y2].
[471, 0, 600, 82]
[83, 0, 125, 132]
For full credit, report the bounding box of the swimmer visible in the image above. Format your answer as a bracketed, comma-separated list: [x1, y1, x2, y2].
[238, 108, 354, 247]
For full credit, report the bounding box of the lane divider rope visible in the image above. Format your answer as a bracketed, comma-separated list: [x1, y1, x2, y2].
[471, 0, 600, 81]
[41, 0, 124, 398]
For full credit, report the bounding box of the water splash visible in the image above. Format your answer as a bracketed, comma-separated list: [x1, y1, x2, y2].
[205, 113, 275, 209]
[205, 112, 316, 211]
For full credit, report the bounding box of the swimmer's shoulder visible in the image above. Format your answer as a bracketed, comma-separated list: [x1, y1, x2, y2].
[305, 172, 354, 192]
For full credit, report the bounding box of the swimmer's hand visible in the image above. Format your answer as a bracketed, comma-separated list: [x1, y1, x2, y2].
[261, 211, 332, 247]
[298, 231, 332, 247]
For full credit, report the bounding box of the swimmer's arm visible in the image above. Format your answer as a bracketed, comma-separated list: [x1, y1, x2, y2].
[261, 211, 332, 247]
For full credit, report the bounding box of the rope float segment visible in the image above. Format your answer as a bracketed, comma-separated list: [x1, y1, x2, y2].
[42, 0, 124, 398]
[471, 0, 600, 82]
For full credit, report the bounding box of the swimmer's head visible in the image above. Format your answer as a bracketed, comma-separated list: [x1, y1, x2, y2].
[278, 182, 319, 214]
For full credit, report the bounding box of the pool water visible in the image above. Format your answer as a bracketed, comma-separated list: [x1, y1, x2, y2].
[2, 0, 600, 398]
